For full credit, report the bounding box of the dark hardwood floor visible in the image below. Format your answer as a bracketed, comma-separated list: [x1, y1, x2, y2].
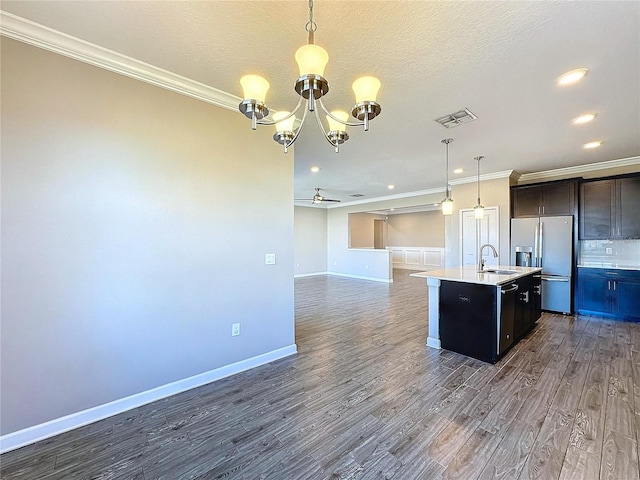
[2, 270, 639, 479]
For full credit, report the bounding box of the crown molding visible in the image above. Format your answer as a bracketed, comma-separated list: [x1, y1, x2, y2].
[448, 169, 514, 186]
[517, 156, 640, 183]
[326, 170, 515, 208]
[0, 11, 241, 111]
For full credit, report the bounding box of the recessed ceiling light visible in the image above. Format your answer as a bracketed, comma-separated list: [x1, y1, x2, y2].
[387, 184, 395, 190]
[453, 168, 464, 174]
[310, 166, 320, 172]
[573, 113, 597, 124]
[557, 68, 588, 86]
[583, 140, 603, 149]
[389, 208, 395, 211]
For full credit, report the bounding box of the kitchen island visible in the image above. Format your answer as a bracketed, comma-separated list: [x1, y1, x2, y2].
[411, 266, 542, 363]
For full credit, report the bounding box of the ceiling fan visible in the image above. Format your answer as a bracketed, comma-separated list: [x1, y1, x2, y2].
[296, 188, 341, 204]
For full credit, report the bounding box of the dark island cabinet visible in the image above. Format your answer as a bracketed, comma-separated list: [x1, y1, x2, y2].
[514, 274, 542, 339]
[580, 175, 640, 239]
[576, 268, 640, 320]
[512, 180, 577, 218]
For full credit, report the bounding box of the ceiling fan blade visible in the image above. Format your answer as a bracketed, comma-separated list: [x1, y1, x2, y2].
[323, 198, 341, 202]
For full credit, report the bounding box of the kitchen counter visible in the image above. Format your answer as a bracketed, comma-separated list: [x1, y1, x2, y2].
[412, 265, 542, 360]
[410, 265, 542, 285]
[578, 263, 640, 271]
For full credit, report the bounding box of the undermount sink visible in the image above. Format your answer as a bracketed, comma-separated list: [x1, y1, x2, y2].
[482, 269, 518, 275]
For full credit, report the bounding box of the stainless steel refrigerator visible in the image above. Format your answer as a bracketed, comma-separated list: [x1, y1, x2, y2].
[510, 215, 573, 314]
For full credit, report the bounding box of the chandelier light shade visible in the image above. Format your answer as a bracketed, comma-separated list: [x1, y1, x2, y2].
[474, 155, 485, 219]
[273, 111, 297, 153]
[352, 76, 382, 103]
[274, 111, 296, 132]
[240, 75, 270, 103]
[441, 138, 454, 216]
[238, 0, 382, 154]
[295, 44, 329, 76]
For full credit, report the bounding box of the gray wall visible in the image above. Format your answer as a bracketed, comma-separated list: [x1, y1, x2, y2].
[348, 212, 386, 248]
[327, 194, 444, 275]
[294, 206, 327, 275]
[1, 39, 295, 435]
[446, 177, 511, 267]
[387, 211, 445, 247]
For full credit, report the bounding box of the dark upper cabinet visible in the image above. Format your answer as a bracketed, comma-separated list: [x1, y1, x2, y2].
[580, 180, 615, 239]
[512, 180, 577, 218]
[619, 177, 640, 238]
[580, 175, 640, 239]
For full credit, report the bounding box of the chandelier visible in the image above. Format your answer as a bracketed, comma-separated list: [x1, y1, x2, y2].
[238, 0, 382, 154]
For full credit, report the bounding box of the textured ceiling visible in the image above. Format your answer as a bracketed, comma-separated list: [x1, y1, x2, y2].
[2, 1, 639, 205]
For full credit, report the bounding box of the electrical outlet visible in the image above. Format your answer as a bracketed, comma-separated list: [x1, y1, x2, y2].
[365, 264, 369, 269]
[265, 253, 276, 265]
[606, 247, 613, 255]
[232, 323, 240, 336]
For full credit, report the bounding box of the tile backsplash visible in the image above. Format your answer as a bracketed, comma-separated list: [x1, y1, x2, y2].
[579, 239, 640, 267]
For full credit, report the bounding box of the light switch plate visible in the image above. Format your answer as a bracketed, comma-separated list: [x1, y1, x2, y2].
[265, 253, 276, 265]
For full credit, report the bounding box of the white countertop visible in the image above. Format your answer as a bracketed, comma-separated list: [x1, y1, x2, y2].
[410, 265, 543, 286]
[578, 263, 640, 271]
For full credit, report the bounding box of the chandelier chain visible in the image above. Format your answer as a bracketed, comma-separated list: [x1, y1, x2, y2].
[305, 0, 318, 38]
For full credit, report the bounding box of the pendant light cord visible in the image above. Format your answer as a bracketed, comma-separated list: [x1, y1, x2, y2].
[475, 155, 484, 204]
[442, 138, 453, 199]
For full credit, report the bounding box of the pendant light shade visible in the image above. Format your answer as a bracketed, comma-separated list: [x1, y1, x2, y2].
[442, 198, 454, 216]
[441, 138, 454, 216]
[474, 156, 485, 219]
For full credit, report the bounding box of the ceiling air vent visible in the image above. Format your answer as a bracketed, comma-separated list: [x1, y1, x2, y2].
[435, 108, 478, 128]
[350, 194, 365, 197]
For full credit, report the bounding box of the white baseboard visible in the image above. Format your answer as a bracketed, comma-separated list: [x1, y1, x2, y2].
[327, 272, 393, 283]
[294, 271, 328, 278]
[393, 265, 433, 271]
[0, 344, 297, 454]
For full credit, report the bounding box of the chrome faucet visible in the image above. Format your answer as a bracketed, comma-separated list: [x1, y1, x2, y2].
[478, 243, 499, 272]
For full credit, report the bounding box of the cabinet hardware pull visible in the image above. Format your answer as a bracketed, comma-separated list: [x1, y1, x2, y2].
[608, 280, 611, 289]
[613, 281, 616, 291]
[501, 284, 519, 293]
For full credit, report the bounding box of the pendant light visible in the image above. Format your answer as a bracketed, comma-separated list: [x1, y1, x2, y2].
[474, 156, 485, 219]
[441, 138, 454, 216]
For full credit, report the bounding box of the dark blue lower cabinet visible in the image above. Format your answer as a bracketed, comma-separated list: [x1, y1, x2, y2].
[617, 278, 640, 318]
[576, 268, 640, 320]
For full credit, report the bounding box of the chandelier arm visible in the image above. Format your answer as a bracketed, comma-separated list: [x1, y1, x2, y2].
[312, 106, 339, 148]
[256, 96, 305, 126]
[317, 99, 365, 127]
[284, 98, 311, 147]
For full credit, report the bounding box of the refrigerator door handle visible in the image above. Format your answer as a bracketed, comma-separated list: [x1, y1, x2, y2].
[539, 221, 543, 268]
[541, 276, 570, 282]
[534, 222, 540, 267]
